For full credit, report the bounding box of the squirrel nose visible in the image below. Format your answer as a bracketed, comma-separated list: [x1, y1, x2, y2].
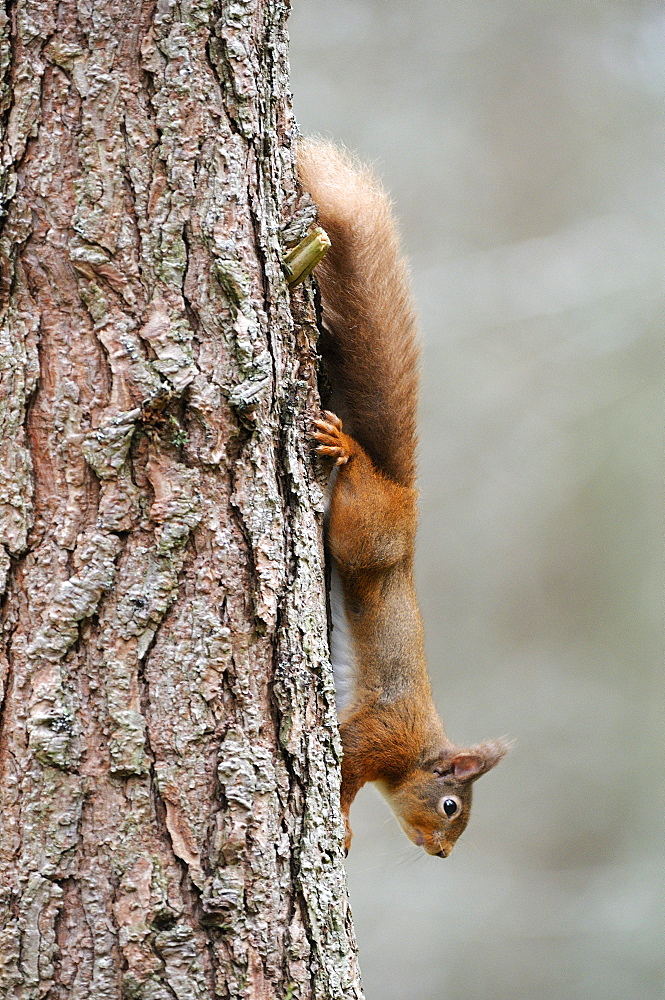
[434, 848, 448, 858]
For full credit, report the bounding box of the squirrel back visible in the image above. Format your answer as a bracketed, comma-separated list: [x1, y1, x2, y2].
[298, 139, 419, 488]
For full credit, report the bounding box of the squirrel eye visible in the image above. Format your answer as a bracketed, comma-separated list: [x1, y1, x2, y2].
[438, 795, 462, 819]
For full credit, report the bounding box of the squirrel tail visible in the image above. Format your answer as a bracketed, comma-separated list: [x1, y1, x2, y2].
[298, 138, 420, 488]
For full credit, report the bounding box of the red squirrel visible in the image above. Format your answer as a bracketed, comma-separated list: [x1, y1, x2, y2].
[298, 140, 509, 858]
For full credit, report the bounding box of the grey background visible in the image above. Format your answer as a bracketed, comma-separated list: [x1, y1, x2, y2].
[289, 3, 664, 999]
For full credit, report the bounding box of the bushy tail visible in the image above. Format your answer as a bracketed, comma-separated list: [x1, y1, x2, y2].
[298, 139, 420, 488]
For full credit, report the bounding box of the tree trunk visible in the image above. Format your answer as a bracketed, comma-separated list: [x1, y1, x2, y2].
[0, 0, 363, 997]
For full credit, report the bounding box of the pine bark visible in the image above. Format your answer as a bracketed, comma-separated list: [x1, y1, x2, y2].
[0, 0, 363, 997]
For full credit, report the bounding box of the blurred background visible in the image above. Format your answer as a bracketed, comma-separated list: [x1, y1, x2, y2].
[289, 2, 663, 999]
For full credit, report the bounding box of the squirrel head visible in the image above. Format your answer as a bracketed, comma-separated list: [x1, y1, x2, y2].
[380, 740, 510, 857]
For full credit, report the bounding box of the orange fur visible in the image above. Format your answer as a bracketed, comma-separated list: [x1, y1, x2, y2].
[301, 140, 509, 857]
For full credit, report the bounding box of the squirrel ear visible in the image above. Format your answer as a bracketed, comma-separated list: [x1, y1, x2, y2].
[449, 739, 512, 783]
[449, 753, 485, 781]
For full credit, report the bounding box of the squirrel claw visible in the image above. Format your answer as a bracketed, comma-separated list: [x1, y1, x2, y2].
[315, 444, 350, 466]
[312, 419, 340, 436]
[320, 410, 343, 430]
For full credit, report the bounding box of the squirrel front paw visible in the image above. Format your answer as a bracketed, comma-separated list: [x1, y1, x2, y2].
[343, 814, 353, 857]
[311, 411, 353, 466]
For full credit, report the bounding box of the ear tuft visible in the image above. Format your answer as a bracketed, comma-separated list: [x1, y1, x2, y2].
[449, 738, 512, 783]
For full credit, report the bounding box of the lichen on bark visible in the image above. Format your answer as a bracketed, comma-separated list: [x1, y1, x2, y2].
[0, 0, 363, 997]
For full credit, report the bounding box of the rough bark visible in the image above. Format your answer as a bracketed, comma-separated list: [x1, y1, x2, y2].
[0, 0, 363, 997]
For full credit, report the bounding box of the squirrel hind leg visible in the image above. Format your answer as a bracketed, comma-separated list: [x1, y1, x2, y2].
[311, 411, 355, 466]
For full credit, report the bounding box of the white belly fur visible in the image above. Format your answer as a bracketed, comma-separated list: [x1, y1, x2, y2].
[330, 562, 357, 719]
[325, 466, 358, 718]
